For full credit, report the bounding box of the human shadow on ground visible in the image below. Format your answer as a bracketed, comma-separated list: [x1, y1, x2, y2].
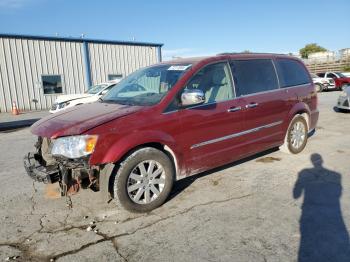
[294, 153, 350, 262]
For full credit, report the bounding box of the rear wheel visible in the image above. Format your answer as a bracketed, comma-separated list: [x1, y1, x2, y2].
[280, 115, 308, 154]
[111, 147, 174, 212]
[315, 83, 323, 93]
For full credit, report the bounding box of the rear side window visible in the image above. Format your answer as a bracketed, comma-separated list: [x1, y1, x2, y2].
[275, 59, 310, 88]
[230, 59, 279, 96]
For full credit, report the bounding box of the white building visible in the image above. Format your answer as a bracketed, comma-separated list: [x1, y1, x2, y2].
[0, 34, 162, 112]
[308, 51, 336, 60]
[339, 48, 350, 58]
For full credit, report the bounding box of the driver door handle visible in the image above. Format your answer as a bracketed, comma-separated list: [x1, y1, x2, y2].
[245, 103, 259, 109]
[227, 106, 242, 112]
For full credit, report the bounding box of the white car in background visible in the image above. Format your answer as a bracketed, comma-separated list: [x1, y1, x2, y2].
[50, 80, 120, 113]
[342, 72, 350, 77]
[310, 73, 335, 92]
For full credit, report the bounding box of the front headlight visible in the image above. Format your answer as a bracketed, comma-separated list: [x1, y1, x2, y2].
[51, 135, 98, 159]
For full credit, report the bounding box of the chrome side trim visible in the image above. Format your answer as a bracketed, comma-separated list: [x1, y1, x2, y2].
[191, 120, 283, 149]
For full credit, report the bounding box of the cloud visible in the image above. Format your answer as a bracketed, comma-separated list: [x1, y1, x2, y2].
[0, 0, 33, 8]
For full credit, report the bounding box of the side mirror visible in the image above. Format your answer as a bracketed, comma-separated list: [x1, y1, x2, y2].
[181, 89, 205, 106]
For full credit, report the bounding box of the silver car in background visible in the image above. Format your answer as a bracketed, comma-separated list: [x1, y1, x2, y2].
[336, 85, 350, 112]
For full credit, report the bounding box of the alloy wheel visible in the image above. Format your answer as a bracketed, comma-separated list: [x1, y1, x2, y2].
[127, 160, 165, 204]
[290, 121, 306, 150]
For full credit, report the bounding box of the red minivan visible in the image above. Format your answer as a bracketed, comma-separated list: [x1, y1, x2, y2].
[24, 54, 319, 212]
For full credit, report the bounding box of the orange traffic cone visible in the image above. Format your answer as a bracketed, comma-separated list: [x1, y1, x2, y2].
[12, 101, 19, 115]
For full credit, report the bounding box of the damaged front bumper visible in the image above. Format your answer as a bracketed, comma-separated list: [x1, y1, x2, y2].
[24, 152, 60, 183]
[23, 137, 100, 196]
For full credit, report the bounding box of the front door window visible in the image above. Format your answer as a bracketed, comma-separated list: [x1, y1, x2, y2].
[184, 62, 234, 104]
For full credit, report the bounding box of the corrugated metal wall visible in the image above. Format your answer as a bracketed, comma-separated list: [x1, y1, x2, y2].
[0, 37, 160, 112]
[0, 37, 86, 112]
[88, 43, 158, 84]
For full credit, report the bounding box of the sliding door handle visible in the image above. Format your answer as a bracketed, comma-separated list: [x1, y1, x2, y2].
[245, 103, 259, 109]
[227, 106, 242, 112]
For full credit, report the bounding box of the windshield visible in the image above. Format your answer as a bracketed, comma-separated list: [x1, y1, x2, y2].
[101, 64, 191, 106]
[87, 84, 109, 94]
[335, 72, 346, 78]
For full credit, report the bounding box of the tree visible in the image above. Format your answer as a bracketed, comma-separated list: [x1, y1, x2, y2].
[299, 43, 327, 59]
[342, 65, 350, 72]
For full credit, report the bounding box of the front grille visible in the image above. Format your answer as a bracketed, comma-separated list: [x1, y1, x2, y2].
[343, 99, 349, 107]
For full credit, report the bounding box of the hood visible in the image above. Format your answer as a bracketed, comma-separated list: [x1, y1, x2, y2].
[31, 102, 144, 138]
[55, 94, 94, 103]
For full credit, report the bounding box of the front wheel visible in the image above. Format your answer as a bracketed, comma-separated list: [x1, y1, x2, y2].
[112, 147, 174, 212]
[280, 115, 308, 154]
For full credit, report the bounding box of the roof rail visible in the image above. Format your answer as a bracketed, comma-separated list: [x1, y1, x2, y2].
[216, 52, 287, 56]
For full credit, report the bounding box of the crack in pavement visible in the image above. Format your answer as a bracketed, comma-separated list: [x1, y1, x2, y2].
[0, 242, 49, 262]
[30, 182, 38, 215]
[111, 238, 128, 262]
[2, 193, 252, 261]
[50, 193, 253, 260]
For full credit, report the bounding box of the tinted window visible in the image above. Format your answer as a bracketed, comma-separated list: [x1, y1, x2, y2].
[317, 73, 325, 77]
[335, 72, 346, 78]
[326, 73, 336, 78]
[184, 62, 234, 104]
[230, 59, 279, 96]
[42, 75, 62, 94]
[275, 59, 310, 88]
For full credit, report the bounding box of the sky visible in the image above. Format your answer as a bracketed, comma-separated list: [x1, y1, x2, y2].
[0, 0, 349, 60]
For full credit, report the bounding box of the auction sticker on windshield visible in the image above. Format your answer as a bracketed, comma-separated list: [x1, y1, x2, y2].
[167, 65, 191, 71]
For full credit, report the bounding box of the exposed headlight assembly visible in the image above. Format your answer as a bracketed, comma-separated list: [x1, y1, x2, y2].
[51, 135, 98, 159]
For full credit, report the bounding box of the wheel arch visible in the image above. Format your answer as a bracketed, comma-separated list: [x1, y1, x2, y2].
[113, 142, 180, 180]
[285, 102, 311, 132]
[98, 139, 181, 202]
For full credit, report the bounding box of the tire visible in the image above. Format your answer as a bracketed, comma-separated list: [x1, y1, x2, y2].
[280, 115, 308, 154]
[111, 147, 174, 212]
[336, 107, 349, 113]
[315, 83, 323, 93]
